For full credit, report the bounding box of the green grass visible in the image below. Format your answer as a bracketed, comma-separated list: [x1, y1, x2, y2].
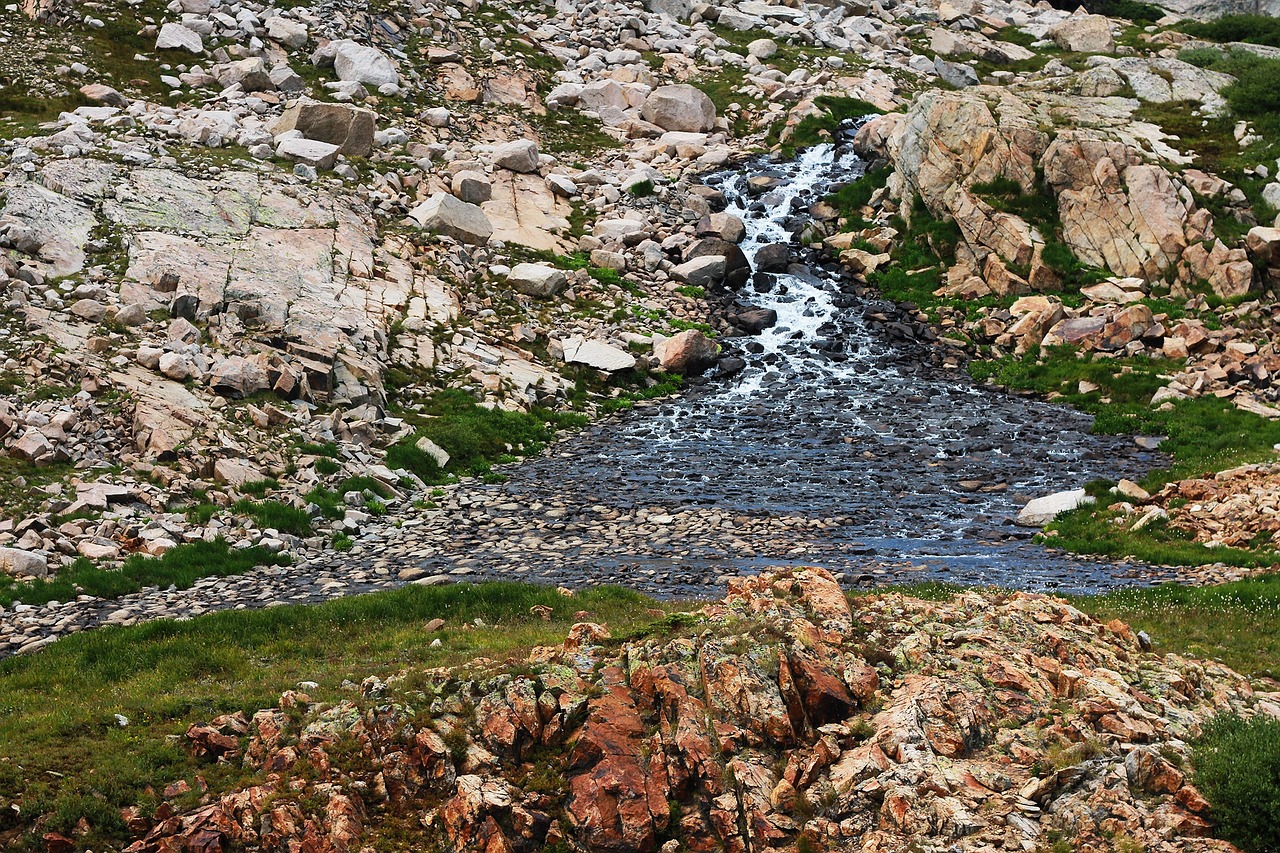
[1191, 713, 1280, 852]
[969, 347, 1280, 488]
[969, 347, 1280, 567]
[0, 456, 72, 522]
[1180, 14, 1280, 48]
[387, 389, 587, 482]
[0, 582, 671, 851]
[0, 540, 287, 608]
[784, 96, 884, 152]
[229, 499, 313, 536]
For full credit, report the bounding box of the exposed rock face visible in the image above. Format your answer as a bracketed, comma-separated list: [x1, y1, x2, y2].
[1042, 134, 1197, 283]
[640, 84, 717, 133]
[124, 568, 1270, 853]
[863, 87, 1256, 300]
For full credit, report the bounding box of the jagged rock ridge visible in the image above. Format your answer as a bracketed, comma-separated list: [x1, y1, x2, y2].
[120, 568, 1273, 853]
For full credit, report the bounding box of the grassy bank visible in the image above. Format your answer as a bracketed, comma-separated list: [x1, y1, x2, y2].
[0, 582, 671, 851]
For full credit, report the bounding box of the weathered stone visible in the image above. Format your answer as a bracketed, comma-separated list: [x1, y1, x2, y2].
[332, 40, 398, 87]
[1048, 14, 1115, 54]
[562, 336, 637, 372]
[0, 546, 48, 578]
[640, 84, 716, 133]
[506, 263, 567, 297]
[156, 22, 203, 53]
[273, 100, 375, 157]
[492, 139, 541, 174]
[1016, 489, 1095, 526]
[275, 137, 341, 170]
[653, 329, 717, 374]
[408, 193, 493, 245]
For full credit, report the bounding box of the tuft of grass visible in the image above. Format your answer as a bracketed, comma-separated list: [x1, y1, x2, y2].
[0, 539, 287, 608]
[230, 499, 313, 536]
[388, 389, 587, 482]
[785, 96, 884, 152]
[1191, 713, 1280, 853]
[0, 582, 670, 851]
[627, 179, 655, 198]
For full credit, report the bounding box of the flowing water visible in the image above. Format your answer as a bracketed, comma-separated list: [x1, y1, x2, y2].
[427, 132, 1173, 596]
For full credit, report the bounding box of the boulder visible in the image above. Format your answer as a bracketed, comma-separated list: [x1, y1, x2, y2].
[754, 243, 791, 272]
[0, 546, 48, 578]
[1048, 14, 1115, 54]
[265, 16, 308, 48]
[562, 336, 637, 372]
[493, 139, 541, 173]
[156, 22, 203, 53]
[79, 83, 127, 107]
[506, 263, 567, 297]
[209, 356, 269, 398]
[213, 458, 264, 487]
[672, 256, 726, 288]
[275, 137, 341, 170]
[414, 436, 450, 469]
[1246, 226, 1280, 267]
[452, 171, 492, 204]
[408, 193, 493, 245]
[654, 329, 718, 374]
[332, 40, 398, 87]
[1015, 489, 1095, 527]
[273, 100, 375, 157]
[640, 84, 716, 133]
[213, 57, 274, 92]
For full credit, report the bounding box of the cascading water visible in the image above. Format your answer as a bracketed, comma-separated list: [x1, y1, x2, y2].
[426, 132, 1174, 596]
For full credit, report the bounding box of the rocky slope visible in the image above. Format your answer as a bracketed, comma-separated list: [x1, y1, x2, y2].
[1, 0, 1280, 647]
[93, 567, 1275, 853]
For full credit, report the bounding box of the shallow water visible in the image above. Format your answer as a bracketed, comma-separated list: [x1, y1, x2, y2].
[438, 136, 1171, 596]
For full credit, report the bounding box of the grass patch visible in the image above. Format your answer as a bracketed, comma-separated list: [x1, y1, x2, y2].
[388, 389, 588, 482]
[785, 96, 884, 152]
[968, 347, 1280, 488]
[0, 582, 671, 851]
[229, 499, 313, 536]
[0, 539, 287, 608]
[970, 347, 1280, 567]
[1180, 14, 1280, 49]
[1191, 713, 1280, 852]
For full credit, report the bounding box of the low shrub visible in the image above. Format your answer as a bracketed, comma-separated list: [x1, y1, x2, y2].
[1192, 713, 1280, 852]
[1181, 14, 1280, 48]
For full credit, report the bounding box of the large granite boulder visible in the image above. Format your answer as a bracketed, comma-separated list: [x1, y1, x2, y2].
[273, 100, 375, 157]
[332, 40, 398, 87]
[408, 193, 493, 245]
[641, 84, 716, 133]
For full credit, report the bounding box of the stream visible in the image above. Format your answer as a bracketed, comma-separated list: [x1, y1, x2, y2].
[429, 131, 1175, 596]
